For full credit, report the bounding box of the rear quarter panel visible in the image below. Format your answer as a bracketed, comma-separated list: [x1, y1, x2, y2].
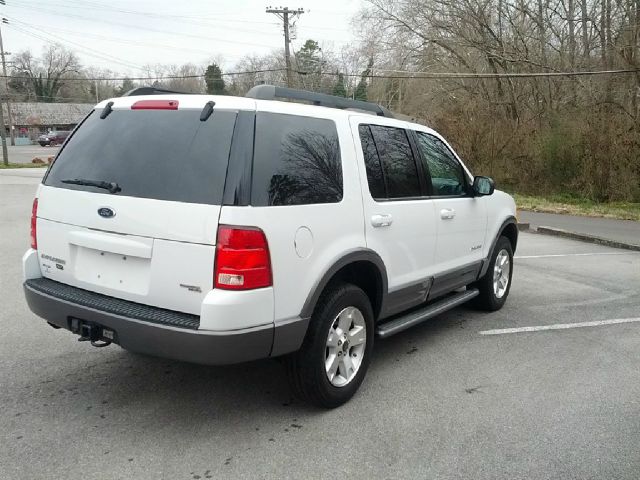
[218, 113, 366, 325]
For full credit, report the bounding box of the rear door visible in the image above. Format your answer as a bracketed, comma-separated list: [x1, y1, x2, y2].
[36, 101, 238, 315]
[350, 116, 438, 316]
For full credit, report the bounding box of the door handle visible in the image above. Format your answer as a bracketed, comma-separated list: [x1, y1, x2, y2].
[440, 208, 456, 220]
[371, 214, 393, 228]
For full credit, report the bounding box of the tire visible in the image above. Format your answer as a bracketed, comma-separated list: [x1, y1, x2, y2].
[472, 236, 513, 311]
[285, 282, 374, 408]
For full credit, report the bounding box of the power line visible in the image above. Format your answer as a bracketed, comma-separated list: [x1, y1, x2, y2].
[0, 68, 289, 82]
[346, 68, 640, 79]
[13, 0, 356, 37]
[12, 0, 281, 25]
[5, 18, 222, 58]
[4, 2, 279, 49]
[6, 22, 145, 72]
[8, 21, 270, 59]
[6, 94, 101, 102]
[1, 61, 637, 83]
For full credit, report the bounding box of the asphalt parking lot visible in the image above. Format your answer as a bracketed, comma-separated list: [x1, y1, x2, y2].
[1, 170, 639, 480]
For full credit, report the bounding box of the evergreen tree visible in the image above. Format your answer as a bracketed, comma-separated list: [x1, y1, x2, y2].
[116, 77, 135, 96]
[205, 63, 225, 95]
[354, 58, 373, 101]
[296, 40, 323, 74]
[332, 72, 347, 97]
[296, 40, 326, 91]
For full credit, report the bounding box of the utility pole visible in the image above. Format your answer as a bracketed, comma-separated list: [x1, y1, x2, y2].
[266, 6, 304, 88]
[0, 72, 6, 165]
[0, 16, 14, 146]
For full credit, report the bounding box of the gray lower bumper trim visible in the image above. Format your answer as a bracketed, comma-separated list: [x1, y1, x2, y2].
[24, 282, 274, 365]
[25, 278, 200, 329]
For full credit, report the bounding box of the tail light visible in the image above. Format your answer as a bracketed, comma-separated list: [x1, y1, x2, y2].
[30, 198, 38, 250]
[214, 226, 272, 290]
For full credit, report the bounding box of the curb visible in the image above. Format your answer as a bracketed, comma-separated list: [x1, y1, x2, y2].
[536, 226, 640, 252]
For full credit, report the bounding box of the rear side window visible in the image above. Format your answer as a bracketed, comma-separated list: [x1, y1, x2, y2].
[369, 125, 421, 199]
[416, 132, 467, 196]
[45, 109, 237, 205]
[251, 113, 343, 206]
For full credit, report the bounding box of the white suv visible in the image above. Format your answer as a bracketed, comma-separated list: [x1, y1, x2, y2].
[23, 85, 517, 408]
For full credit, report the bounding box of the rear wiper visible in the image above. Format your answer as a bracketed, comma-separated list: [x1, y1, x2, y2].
[61, 178, 121, 194]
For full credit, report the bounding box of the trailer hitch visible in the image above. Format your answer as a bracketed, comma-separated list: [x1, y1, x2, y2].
[71, 319, 113, 348]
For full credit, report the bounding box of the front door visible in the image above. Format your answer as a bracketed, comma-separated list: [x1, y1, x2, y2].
[413, 131, 487, 274]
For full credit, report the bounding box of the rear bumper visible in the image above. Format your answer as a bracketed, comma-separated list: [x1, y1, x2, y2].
[24, 278, 307, 365]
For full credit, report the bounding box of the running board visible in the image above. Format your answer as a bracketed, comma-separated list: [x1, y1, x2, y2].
[376, 288, 479, 338]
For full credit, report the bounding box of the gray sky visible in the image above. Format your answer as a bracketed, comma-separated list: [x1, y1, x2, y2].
[2, 0, 364, 75]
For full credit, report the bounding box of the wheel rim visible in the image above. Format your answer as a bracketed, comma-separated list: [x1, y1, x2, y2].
[493, 249, 511, 299]
[325, 306, 367, 388]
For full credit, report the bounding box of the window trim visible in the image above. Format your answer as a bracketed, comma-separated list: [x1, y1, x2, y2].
[222, 110, 255, 206]
[406, 129, 433, 197]
[414, 131, 472, 199]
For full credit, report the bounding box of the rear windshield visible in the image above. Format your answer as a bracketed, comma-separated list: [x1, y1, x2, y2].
[45, 108, 237, 205]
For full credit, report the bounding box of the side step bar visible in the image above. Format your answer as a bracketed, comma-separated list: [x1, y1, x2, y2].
[376, 288, 479, 338]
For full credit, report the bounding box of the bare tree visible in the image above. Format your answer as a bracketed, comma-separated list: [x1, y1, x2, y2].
[353, 0, 640, 201]
[12, 45, 80, 102]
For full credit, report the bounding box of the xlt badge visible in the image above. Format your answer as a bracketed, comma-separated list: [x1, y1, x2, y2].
[179, 284, 202, 293]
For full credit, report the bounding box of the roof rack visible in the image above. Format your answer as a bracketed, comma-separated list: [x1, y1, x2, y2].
[123, 86, 194, 97]
[245, 84, 394, 118]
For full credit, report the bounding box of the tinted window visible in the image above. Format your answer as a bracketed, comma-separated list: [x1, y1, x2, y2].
[369, 125, 421, 198]
[416, 132, 467, 196]
[45, 109, 237, 205]
[252, 113, 342, 206]
[358, 125, 385, 199]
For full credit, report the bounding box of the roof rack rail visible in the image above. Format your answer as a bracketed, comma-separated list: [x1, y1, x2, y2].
[245, 84, 394, 118]
[123, 86, 194, 97]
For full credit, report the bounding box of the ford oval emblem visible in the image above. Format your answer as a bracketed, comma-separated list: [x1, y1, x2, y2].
[98, 207, 115, 218]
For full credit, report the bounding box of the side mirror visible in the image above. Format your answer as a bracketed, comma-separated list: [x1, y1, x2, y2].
[473, 176, 495, 196]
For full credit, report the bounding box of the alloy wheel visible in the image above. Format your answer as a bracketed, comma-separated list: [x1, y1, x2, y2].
[325, 306, 367, 387]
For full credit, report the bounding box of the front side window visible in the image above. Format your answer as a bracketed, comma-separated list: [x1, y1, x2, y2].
[369, 125, 421, 198]
[416, 132, 467, 196]
[252, 113, 343, 206]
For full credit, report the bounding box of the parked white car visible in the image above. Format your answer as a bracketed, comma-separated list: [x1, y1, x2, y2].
[23, 86, 517, 408]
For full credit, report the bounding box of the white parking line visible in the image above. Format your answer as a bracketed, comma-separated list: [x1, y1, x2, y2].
[480, 318, 640, 335]
[515, 252, 638, 259]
